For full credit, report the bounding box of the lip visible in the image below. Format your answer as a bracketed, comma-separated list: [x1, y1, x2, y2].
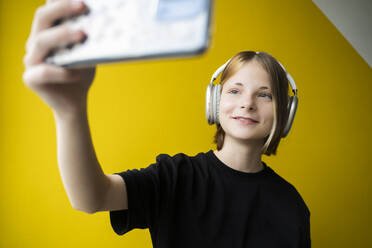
[234, 118, 258, 125]
[232, 116, 259, 123]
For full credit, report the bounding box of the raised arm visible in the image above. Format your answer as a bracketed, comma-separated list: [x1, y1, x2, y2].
[54, 109, 128, 214]
[22, 0, 128, 214]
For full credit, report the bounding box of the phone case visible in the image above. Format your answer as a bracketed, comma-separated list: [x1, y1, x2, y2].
[45, 0, 214, 68]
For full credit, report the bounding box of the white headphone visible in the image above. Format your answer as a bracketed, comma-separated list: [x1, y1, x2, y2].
[205, 52, 298, 137]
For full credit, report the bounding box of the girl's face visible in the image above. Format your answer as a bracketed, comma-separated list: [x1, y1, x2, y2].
[219, 60, 274, 142]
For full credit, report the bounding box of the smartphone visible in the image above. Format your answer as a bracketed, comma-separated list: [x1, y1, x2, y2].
[45, 0, 214, 68]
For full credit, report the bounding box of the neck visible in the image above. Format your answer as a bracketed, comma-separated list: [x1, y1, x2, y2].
[213, 136, 265, 173]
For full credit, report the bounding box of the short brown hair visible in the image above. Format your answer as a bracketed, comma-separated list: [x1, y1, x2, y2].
[213, 51, 290, 156]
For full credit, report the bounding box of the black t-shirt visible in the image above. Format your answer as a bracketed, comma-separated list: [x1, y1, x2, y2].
[109, 150, 311, 248]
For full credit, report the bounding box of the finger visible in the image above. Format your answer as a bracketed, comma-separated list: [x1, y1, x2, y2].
[23, 63, 82, 88]
[24, 24, 86, 67]
[30, 0, 86, 38]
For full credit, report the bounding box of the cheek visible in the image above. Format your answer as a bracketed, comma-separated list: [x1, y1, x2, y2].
[219, 97, 235, 116]
[262, 105, 274, 124]
[266, 106, 274, 118]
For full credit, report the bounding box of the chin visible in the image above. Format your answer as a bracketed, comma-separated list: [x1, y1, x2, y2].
[227, 131, 268, 142]
[236, 136, 266, 143]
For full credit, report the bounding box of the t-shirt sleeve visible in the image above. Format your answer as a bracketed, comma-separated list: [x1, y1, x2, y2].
[109, 153, 178, 236]
[299, 209, 311, 247]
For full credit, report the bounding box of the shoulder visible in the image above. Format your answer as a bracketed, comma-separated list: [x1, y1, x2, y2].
[154, 151, 210, 175]
[155, 150, 208, 165]
[265, 169, 311, 219]
[155, 152, 190, 163]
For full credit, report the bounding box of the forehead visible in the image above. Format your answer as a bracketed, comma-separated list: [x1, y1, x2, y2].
[224, 61, 271, 89]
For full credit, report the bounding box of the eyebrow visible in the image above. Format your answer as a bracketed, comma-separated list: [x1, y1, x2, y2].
[233, 82, 270, 90]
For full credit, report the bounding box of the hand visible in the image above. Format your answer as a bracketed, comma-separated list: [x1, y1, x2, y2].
[23, 0, 96, 117]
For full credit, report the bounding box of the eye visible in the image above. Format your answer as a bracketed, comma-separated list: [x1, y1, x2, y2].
[228, 89, 239, 94]
[259, 93, 272, 99]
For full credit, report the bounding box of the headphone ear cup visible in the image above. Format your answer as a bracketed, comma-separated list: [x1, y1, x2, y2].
[212, 84, 218, 124]
[206, 83, 221, 125]
[287, 96, 292, 114]
[206, 84, 213, 124]
[214, 84, 221, 124]
[282, 95, 298, 137]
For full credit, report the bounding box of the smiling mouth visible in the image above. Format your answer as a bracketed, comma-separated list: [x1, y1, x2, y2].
[233, 117, 259, 123]
[233, 117, 259, 125]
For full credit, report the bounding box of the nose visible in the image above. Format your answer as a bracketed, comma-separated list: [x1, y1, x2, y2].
[239, 95, 256, 111]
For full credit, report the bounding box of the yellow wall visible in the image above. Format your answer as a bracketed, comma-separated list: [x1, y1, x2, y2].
[1, 0, 371, 247]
